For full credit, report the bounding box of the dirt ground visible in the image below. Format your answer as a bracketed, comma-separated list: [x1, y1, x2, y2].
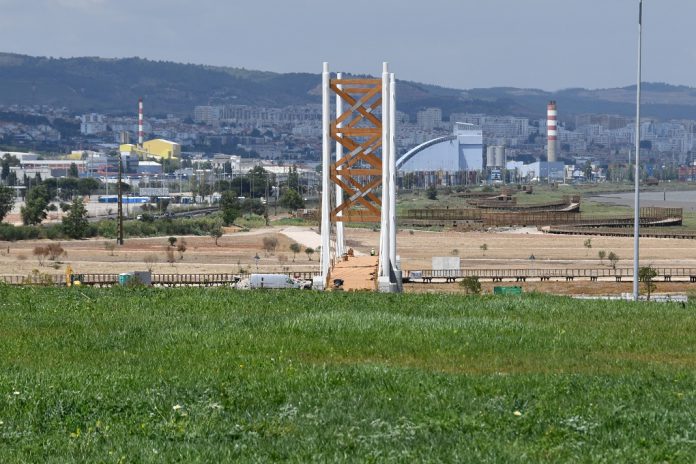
[342, 228, 696, 270]
[0, 228, 320, 276]
[404, 281, 696, 297]
[2, 226, 696, 296]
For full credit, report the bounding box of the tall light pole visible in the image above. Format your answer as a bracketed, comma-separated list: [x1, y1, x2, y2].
[632, 0, 643, 300]
[117, 155, 124, 245]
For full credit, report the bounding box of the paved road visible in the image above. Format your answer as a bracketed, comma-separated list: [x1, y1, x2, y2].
[279, 226, 367, 256]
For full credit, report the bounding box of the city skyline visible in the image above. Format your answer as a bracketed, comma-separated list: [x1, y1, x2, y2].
[1, 0, 695, 91]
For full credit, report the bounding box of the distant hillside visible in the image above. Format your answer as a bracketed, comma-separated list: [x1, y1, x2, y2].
[1, 53, 696, 121]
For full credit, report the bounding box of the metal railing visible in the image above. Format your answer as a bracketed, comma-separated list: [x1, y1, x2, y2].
[407, 267, 696, 282]
[0, 271, 321, 287]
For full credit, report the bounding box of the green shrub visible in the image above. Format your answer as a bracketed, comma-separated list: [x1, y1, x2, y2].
[0, 224, 41, 241]
[459, 276, 482, 294]
[0, 215, 226, 241]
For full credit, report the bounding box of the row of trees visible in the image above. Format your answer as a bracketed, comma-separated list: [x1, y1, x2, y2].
[2, 175, 102, 227]
[0, 177, 92, 240]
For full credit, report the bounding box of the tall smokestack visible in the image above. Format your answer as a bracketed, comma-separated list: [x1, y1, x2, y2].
[138, 97, 144, 146]
[547, 100, 557, 162]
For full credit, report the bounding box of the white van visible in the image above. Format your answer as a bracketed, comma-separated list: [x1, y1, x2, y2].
[249, 274, 310, 289]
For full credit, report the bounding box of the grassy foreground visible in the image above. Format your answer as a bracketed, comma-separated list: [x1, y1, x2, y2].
[1, 288, 696, 462]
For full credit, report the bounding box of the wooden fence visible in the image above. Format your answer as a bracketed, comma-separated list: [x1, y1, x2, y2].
[404, 207, 682, 228]
[545, 226, 696, 239]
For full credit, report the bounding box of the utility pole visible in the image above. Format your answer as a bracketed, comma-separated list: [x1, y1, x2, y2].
[117, 155, 124, 245]
[265, 174, 269, 225]
[632, 0, 643, 301]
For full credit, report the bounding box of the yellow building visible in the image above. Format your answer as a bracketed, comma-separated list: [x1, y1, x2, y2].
[120, 139, 180, 160]
[143, 139, 180, 159]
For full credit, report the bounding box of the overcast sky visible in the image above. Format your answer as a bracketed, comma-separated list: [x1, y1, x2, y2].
[0, 0, 693, 91]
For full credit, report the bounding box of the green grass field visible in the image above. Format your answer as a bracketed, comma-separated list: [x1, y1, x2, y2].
[2, 287, 696, 462]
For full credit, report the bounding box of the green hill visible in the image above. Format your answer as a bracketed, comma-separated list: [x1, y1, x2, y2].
[1, 52, 696, 120]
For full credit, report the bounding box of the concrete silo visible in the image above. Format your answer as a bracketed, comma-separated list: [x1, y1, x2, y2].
[486, 146, 496, 168]
[494, 146, 505, 168]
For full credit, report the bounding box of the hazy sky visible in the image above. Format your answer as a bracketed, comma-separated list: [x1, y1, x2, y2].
[1, 0, 693, 91]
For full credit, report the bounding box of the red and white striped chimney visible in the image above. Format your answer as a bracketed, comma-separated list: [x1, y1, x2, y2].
[547, 100, 557, 162]
[138, 97, 144, 146]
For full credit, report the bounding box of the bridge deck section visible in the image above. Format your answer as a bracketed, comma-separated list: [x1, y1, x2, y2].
[329, 256, 379, 291]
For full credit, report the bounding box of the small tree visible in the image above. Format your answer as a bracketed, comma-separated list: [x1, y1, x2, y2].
[480, 243, 488, 255]
[220, 191, 241, 226]
[46, 243, 66, 261]
[168, 236, 177, 247]
[598, 250, 606, 264]
[262, 236, 278, 255]
[459, 276, 482, 295]
[210, 222, 224, 246]
[289, 242, 301, 262]
[426, 185, 438, 200]
[280, 188, 305, 211]
[33, 246, 48, 266]
[0, 185, 14, 223]
[176, 239, 187, 260]
[608, 252, 619, 270]
[305, 247, 315, 261]
[158, 198, 170, 213]
[165, 248, 176, 266]
[104, 241, 116, 256]
[21, 185, 50, 225]
[68, 162, 79, 178]
[583, 238, 592, 256]
[144, 254, 158, 272]
[62, 198, 90, 239]
[639, 266, 658, 300]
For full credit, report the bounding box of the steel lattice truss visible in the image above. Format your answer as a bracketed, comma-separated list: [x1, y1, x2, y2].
[329, 78, 383, 223]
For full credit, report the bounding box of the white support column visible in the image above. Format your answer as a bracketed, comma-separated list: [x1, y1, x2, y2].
[319, 62, 331, 286]
[335, 72, 346, 257]
[388, 73, 397, 270]
[379, 62, 390, 279]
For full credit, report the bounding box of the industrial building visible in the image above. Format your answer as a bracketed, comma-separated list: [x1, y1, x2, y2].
[10, 159, 86, 181]
[119, 139, 181, 160]
[506, 160, 565, 183]
[396, 123, 483, 173]
[118, 99, 180, 160]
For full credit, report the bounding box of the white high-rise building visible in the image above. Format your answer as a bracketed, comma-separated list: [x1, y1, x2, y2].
[193, 106, 221, 125]
[80, 113, 107, 135]
[416, 107, 443, 130]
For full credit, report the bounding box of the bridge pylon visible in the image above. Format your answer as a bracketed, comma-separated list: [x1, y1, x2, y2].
[315, 62, 401, 292]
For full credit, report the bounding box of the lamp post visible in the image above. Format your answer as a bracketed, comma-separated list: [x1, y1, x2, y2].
[632, 0, 643, 301]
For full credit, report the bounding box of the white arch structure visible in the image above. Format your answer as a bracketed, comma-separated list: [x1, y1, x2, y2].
[395, 135, 458, 170]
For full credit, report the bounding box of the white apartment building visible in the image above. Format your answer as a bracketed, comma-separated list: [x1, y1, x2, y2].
[416, 108, 443, 130]
[80, 113, 107, 135]
[194, 106, 221, 125]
